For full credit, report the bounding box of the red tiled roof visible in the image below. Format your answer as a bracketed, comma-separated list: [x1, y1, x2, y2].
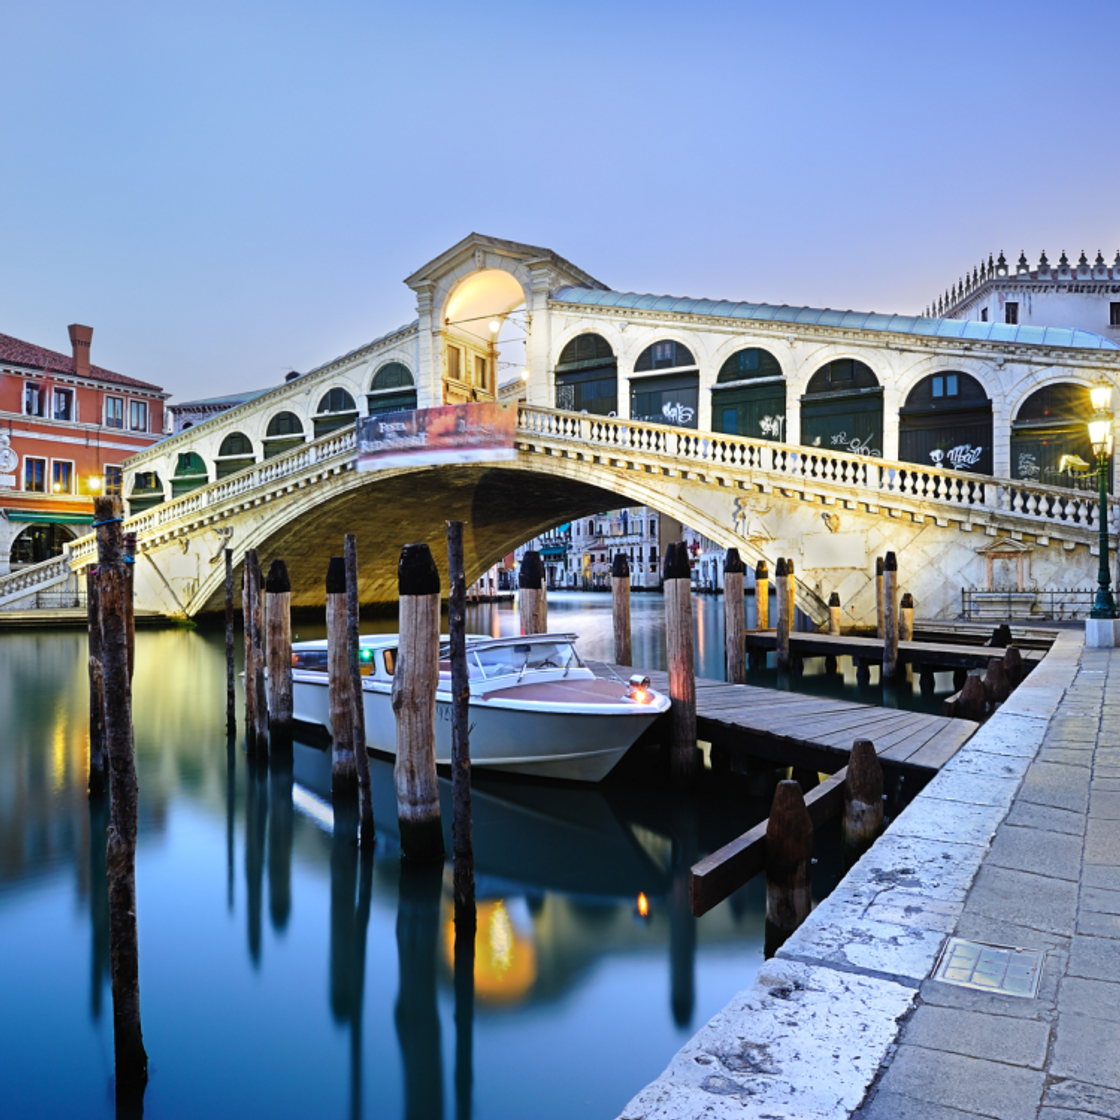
[0, 332, 164, 392]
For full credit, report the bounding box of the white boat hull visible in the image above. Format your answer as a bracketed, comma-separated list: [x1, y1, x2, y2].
[291, 674, 659, 782]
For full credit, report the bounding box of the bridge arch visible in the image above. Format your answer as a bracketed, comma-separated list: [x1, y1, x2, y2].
[899, 372, 993, 474]
[313, 387, 359, 437]
[552, 332, 618, 416]
[711, 345, 787, 441]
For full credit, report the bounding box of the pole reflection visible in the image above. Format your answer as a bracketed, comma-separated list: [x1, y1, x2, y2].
[244, 750, 268, 967]
[268, 751, 294, 933]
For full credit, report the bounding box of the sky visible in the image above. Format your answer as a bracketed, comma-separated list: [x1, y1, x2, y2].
[2, 0, 1118, 404]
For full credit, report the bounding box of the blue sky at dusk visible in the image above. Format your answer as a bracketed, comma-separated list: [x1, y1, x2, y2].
[2, 0, 1117, 402]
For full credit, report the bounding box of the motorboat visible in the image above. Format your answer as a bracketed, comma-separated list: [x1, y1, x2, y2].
[289, 632, 669, 782]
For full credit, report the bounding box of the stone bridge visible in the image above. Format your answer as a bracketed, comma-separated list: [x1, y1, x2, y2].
[1, 405, 1114, 626]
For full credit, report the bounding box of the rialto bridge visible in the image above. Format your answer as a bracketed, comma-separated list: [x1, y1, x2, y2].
[2, 232, 1120, 624]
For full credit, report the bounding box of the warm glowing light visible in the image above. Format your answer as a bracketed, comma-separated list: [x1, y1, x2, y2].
[520, 369, 529, 381]
[636, 892, 650, 919]
[88, 476, 101, 492]
[632, 689, 648, 703]
[1090, 418, 1113, 456]
[1091, 383, 1113, 413]
[443, 899, 537, 1004]
[488, 318, 501, 334]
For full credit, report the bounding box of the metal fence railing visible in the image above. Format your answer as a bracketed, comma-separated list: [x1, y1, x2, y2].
[1, 591, 89, 612]
[961, 588, 1095, 621]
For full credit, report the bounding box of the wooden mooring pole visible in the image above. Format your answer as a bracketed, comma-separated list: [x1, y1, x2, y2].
[326, 557, 359, 803]
[882, 551, 899, 682]
[242, 550, 268, 754]
[87, 565, 106, 795]
[754, 559, 769, 630]
[93, 495, 148, 1091]
[899, 592, 915, 642]
[786, 558, 796, 627]
[446, 521, 474, 912]
[828, 591, 841, 636]
[344, 535, 375, 844]
[724, 548, 746, 685]
[266, 559, 293, 749]
[765, 779, 813, 954]
[392, 543, 445, 861]
[844, 738, 884, 851]
[774, 558, 790, 670]
[664, 542, 700, 787]
[611, 553, 632, 667]
[224, 548, 235, 737]
[519, 550, 546, 635]
[875, 556, 884, 639]
[123, 533, 136, 684]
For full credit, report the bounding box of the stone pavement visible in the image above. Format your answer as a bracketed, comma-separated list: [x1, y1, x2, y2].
[856, 640, 1120, 1120]
[619, 628, 1120, 1120]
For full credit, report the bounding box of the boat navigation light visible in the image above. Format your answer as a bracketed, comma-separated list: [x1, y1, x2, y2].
[636, 892, 650, 920]
[628, 674, 653, 703]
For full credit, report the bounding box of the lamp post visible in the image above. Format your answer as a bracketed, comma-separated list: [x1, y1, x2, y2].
[1088, 383, 1117, 619]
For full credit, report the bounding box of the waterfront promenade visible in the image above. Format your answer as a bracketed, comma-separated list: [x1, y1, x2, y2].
[621, 626, 1120, 1119]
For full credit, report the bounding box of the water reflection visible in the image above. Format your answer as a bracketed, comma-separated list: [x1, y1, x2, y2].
[268, 752, 294, 933]
[245, 752, 268, 967]
[88, 791, 110, 1021]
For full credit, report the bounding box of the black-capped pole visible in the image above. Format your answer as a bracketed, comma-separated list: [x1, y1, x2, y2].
[828, 590, 842, 636]
[611, 552, 632, 667]
[243, 549, 268, 755]
[345, 535, 374, 844]
[775, 557, 790, 670]
[899, 592, 915, 642]
[724, 549, 746, 685]
[786, 558, 796, 627]
[882, 551, 899, 681]
[392, 543, 445, 861]
[518, 550, 547, 636]
[755, 559, 770, 630]
[844, 739, 884, 851]
[326, 556, 359, 801]
[266, 559, 294, 749]
[875, 555, 885, 639]
[663, 542, 700, 786]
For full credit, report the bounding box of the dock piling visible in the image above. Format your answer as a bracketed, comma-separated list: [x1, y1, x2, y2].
[265, 559, 293, 749]
[724, 548, 746, 685]
[786, 558, 796, 626]
[875, 556, 884, 639]
[882, 551, 899, 681]
[611, 552, 632, 667]
[1003, 644, 1024, 687]
[899, 592, 915, 642]
[844, 738, 884, 849]
[446, 521, 474, 910]
[828, 591, 841, 636]
[984, 657, 1011, 706]
[392, 543, 445, 861]
[326, 557, 359, 800]
[765, 779, 813, 950]
[775, 558, 790, 670]
[242, 552, 261, 753]
[344, 535, 374, 843]
[664, 542, 700, 787]
[518, 550, 546, 635]
[755, 559, 769, 630]
[224, 548, 235, 736]
[86, 566, 105, 795]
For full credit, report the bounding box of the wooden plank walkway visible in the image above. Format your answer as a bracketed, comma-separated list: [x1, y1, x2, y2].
[742, 630, 1047, 670]
[601, 664, 978, 775]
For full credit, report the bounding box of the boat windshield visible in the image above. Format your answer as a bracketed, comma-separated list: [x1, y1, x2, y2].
[469, 640, 583, 680]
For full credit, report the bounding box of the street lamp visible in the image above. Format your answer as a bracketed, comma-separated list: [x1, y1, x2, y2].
[1088, 382, 1117, 619]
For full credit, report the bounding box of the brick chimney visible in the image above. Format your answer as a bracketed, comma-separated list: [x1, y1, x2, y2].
[68, 324, 93, 377]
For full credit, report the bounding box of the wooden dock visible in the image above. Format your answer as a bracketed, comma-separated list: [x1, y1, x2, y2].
[603, 665, 979, 776]
[742, 630, 1048, 671]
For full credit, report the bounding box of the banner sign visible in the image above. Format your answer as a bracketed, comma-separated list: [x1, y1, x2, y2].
[356, 402, 517, 472]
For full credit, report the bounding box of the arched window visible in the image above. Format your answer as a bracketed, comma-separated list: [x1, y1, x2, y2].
[10, 523, 76, 566]
[367, 362, 417, 418]
[801, 359, 883, 457]
[314, 387, 359, 437]
[171, 452, 208, 498]
[263, 411, 306, 460]
[713, 347, 785, 439]
[218, 432, 253, 457]
[631, 341, 699, 429]
[900, 373, 992, 473]
[555, 333, 617, 416]
[1012, 383, 1102, 491]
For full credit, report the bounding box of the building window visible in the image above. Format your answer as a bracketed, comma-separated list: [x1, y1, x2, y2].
[1111, 303, 1120, 327]
[24, 457, 46, 492]
[53, 388, 74, 421]
[448, 346, 462, 382]
[931, 374, 959, 399]
[474, 355, 487, 386]
[23, 383, 44, 417]
[104, 466, 123, 496]
[980, 308, 988, 322]
[52, 461, 73, 493]
[129, 400, 149, 432]
[105, 397, 124, 428]
[1005, 302, 1019, 325]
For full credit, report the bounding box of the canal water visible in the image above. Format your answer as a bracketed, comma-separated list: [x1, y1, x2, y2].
[0, 593, 952, 1119]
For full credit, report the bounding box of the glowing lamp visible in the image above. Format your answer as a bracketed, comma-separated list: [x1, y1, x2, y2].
[1090, 418, 1114, 458]
[1091, 383, 1113, 413]
[488, 319, 501, 334]
[636, 892, 650, 920]
[520, 369, 529, 381]
[52, 483, 61, 492]
[88, 476, 102, 493]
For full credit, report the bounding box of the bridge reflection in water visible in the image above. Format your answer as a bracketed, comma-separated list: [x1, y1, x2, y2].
[0, 622, 852, 1120]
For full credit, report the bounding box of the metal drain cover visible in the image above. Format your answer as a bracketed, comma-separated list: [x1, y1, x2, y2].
[932, 937, 1044, 999]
